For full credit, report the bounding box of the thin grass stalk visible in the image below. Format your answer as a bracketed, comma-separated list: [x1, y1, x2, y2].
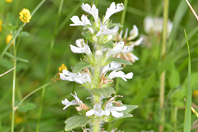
[16, 82, 51, 109]
[67, 83, 76, 118]
[0, 0, 46, 61]
[11, 34, 16, 132]
[183, 30, 191, 132]
[36, 0, 64, 131]
[171, 106, 178, 132]
[159, 0, 169, 131]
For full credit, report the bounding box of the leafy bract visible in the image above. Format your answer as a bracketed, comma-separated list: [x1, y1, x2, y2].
[109, 57, 132, 65]
[65, 115, 91, 131]
[73, 61, 91, 73]
[92, 87, 115, 98]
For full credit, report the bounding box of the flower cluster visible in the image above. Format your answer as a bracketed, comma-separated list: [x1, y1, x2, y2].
[60, 2, 139, 132]
[113, 25, 143, 64]
[144, 16, 173, 38]
[5, 0, 12, 3]
[19, 8, 31, 23]
[6, 34, 14, 45]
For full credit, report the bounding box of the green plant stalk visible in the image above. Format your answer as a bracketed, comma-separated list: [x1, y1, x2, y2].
[36, 0, 64, 131]
[120, 0, 128, 28]
[92, 119, 101, 132]
[0, 0, 46, 61]
[159, 0, 169, 131]
[183, 30, 191, 132]
[11, 35, 16, 132]
[16, 82, 51, 109]
[171, 106, 178, 132]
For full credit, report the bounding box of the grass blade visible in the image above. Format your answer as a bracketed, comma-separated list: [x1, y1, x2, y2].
[183, 30, 191, 132]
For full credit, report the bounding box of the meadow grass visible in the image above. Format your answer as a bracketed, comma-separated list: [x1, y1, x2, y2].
[0, 0, 198, 132]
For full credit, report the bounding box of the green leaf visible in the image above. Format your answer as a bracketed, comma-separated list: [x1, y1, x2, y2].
[20, 32, 30, 37]
[81, 32, 92, 42]
[92, 87, 115, 98]
[18, 103, 36, 112]
[65, 115, 91, 131]
[2, 24, 18, 31]
[109, 57, 132, 65]
[168, 63, 180, 89]
[73, 61, 91, 73]
[101, 42, 114, 49]
[5, 52, 29, 63]
[130, 73, 156, 105]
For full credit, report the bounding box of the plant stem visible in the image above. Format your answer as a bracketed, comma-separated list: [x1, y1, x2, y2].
[92, 119, 101, 132]
[36, 0, 63, 131]
[11, 33, 16, 132]
[159, 0, 169, 131]
[120, 0, 128, 28]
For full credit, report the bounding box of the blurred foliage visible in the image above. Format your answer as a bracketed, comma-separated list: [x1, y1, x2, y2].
[0, 0, 198, 132]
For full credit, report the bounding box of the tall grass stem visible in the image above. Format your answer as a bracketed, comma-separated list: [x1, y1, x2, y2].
[159, 0, 169, 131]
[36, 0, 64, 131]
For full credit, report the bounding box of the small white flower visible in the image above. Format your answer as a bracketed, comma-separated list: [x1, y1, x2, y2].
[70, 15, 91, 26]
[81, 3, 99, 22]
[108, 70, 133, 81]
[104, 100, 127, 118]
[59, 69, 91, 84]
[102, 62, 121, 74]
[96, 24, 118, 36]
[62, 98, 77, 110]
[86, 103, 105, 117]
[70, 39, 92, 57]
[104, 2, 124, 22]
[71, 91, 83, 104]
[106, 41, 125, 58]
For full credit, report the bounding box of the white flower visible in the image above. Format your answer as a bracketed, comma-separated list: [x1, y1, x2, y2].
[70, 15, 91, 26]
[102, 62, 121, 74]
[144, 16, 173, 38]
[106, 41, 125, 58]
[70, 38, 92, 57]
[86, 103, 105, 117]
[71, 91, 83, 104]
[104, 100, 127, 118]
[81, 3, 99, 22]
[96, 24, 119, 36]
[62, 98, 77, 110]
[104, 2, 124, 22]
[59, 69, 91, 84]
[108, 70, 133, 81]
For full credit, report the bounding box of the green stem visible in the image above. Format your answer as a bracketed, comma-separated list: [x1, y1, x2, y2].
[36, 1, 64, 131]
[92, 119, 101, 132]
[120, 0, 128, 28]
[11, 33, 16, 132]
[159, 0, 169, 131]
[16, 82, 51, 109]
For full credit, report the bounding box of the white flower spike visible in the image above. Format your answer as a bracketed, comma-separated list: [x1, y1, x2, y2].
[104, 2, 124, 22]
